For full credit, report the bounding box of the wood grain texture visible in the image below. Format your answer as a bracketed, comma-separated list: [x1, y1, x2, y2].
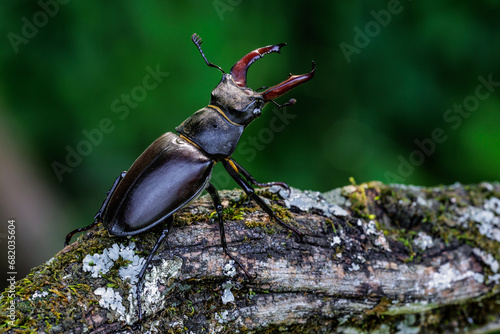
[1, 182, 499, 333]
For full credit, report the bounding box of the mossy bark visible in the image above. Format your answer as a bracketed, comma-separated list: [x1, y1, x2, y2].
[1, 182, 499, 333]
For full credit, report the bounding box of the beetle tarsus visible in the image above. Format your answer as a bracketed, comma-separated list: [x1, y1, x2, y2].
[64, 171, 127, 246]
[136, 216, 174, 322]
[228, 158, 291, 197]
[64, 221, 98, 247]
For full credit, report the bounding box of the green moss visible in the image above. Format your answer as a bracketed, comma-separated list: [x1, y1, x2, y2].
[255, 188, 282, 201]
[343, 181, 385, 220]
[244, 220, 268, 228]
[0, 222, 124, 332]
[174, 211, 209, 226]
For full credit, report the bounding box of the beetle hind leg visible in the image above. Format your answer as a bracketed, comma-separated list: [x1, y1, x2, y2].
[206, 183, 254, 279]
[64, 171, 127, 246]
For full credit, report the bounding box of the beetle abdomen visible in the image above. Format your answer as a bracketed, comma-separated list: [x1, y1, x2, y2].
[103, 132, 213, 236]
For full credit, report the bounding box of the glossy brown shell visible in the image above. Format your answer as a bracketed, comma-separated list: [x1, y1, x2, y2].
[103, 132, 213, 236]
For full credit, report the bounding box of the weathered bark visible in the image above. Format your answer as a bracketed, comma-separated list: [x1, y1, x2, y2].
[1, 182, 500, 333]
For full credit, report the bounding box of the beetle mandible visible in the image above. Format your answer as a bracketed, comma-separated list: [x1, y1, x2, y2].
[65, 33, 315, 321]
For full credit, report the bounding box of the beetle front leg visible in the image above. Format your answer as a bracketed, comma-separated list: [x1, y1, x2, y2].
[222, 160, 303, 241]
[227, 158, 291, 197]
[64, 171, 126, 246]
[206, 183, 254, 279]
[136, 215, 174, 322]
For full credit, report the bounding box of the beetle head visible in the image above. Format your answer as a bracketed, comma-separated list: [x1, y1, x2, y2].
[193, 34, 315, 127]
[209, 74, 266, 126]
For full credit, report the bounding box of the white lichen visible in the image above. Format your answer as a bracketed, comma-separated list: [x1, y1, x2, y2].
[373, 234, 391, 252]
[215, 310, 229, 324]
[484, 197, 500, 215]
[356, 254, 366, 263]
[330, 205, 349, 217]
[221, 281, 235, 304]
[360, 220, 392, 252]
[427, 262, 484, 291]
[94, 287, 126, 316]
[82, 252, 113, 278]
[456, 197, 500, 242]
[139, 257, 183, 321]
[489, 273, 500, 284]
[472, 272, 485, 284]
[330, 236, 341, 247]
[119, 252, 146, 283]
[223, 260, 237, 277]
[413, 232, 434, 251]
[83, 242, 182, 324]
[349, 263, 360, 271]
[82, 242, 144, 280]
[416, 196, 432, 208]
[31, 290, 49, 300]
[284, 187, 349, 218]
[472, 248, 499, 273]
[366, 220, 378, 235]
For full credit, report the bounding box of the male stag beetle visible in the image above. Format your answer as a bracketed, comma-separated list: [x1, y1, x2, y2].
[65, 33, 315, 320]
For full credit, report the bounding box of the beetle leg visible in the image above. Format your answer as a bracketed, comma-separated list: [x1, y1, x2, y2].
[227, 158, 291, 198]
[136, 215, 174, 322]
[222, 160, 303, 241]
[64, 171, 126, 246]
[255, 86, 269, 92]
[63, 221, 99, 247]
[206, 183, 253, 279]
[269, 98, 297, 110]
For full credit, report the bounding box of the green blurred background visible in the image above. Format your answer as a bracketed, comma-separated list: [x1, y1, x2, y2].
[1, 1, 499, 289]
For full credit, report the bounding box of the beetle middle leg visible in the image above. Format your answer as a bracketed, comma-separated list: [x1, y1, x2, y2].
[64, 171, 127, 246]
[222, 160, 303, 240]
[136, 215, 174, 321]
[228, 158, 291, 197]
[206, 183, 253, 279]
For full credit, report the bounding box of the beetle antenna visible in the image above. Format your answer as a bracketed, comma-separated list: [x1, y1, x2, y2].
[192, 33, 225, 74]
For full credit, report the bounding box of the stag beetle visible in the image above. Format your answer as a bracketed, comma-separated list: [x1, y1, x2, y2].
[65, 33, 315, 320]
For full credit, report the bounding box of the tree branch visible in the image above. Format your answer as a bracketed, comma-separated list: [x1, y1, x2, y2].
[1, 182, 500, 333]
